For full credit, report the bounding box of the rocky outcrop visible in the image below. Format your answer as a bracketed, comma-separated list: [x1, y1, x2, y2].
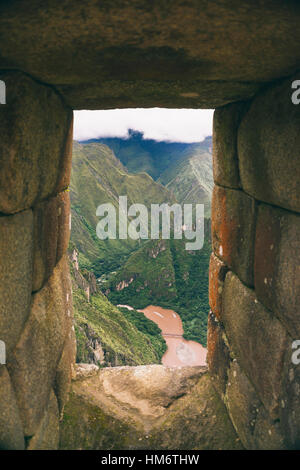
[70, 248, 98, 301]
[60, 364, 242, 450]
[116, 278, 134, 291]
[75, 323, 107, 366]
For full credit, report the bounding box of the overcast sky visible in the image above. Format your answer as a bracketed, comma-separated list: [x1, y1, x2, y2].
[74, 108, 214, 143]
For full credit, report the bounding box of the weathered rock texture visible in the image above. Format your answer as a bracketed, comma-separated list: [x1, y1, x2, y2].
[0, 72, 75, 450]
[238, 74, 300, 213]
[0, 72, 73, 214]
[0, 2, 300, 108]
[60, 364, 242, 450]
[208, 73, 300, 449]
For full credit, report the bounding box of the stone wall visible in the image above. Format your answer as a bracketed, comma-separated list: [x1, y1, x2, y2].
[0, 72, 76, 450]
[0, 66, 299, 449]
[208, 73, 300, 449]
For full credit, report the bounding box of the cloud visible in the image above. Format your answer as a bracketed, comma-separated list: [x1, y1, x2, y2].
[73, 108, 214, 143]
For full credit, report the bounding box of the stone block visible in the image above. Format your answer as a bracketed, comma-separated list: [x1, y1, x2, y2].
[32, 197, 58, 292]
[209, 252, 228, 320]
[213, 101, 246, 188]
[222, 271, 289, 419]
[211, 185, 256, 286]
[7, 256, 71, 436]
[27, 390, 59, 450]
[60, 367, 242, 450]
[54, 326, 76, 417]
[56, 191, 71, 262]
[279, 348, 300, 449]
[0, 210, 33, 356]
[56, 116, 74, 194]
[154, 373, 243, 450]
[255, 203, 300, 337]
[0, 71, 72, 214]
[207, 311, 230, 397]
[238, 74, 300, 213]
[33, 191, 71, 292]
[0, 366, 25, 450]
[225, 359, 285, 450]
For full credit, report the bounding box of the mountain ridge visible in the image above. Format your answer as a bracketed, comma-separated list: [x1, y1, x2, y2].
[70, 136, 212, 352]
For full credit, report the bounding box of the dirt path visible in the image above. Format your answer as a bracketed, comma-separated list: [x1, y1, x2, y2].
[140, 305, 207, 367]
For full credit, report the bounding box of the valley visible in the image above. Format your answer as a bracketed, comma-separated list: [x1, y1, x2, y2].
[69, 132, 213, 367]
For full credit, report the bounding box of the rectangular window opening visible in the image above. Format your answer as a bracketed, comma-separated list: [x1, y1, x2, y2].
[70, 108, 214, 369]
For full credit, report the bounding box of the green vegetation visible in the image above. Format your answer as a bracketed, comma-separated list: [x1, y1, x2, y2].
[158, 148, 213, 217]
[70, 141, 175, 274]
[90, 131, 212, 181]
[108, 232, 211, 346]
[118, 307, 167, 360]
[108, 238, 177, 307]
[71, 137, 213, 354]
[168, 237, 211, 346]
[72, 266, 166, 366]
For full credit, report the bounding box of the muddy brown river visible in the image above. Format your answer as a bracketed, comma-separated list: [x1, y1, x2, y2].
[140, 305, 207, 367]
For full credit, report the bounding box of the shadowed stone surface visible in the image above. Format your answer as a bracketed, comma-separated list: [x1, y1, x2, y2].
[0, 210, 33, 357]
[152, 373, 242, 450]
[0, 366, 25, 450]
[222, 272, 289, 419]
[56, 191, 71, 262]
[211, 185, 256, 286]
[238, 74, 300, 213]
[207, 311, 230, 398]
[56, 119, 74, 195]
[225, 360, 285, 450]
[59, 80, 261, 110]
[213, 102, 246, 188]
[54, 327, 77, 417]
[7, 256, 71, 436]
[0, 72, 72, 214]
[0, 2, 300, 108]
[27, 390, 60, 450]
[281, 360, 300, 449]
[33, 191, 71, 292]
[209, 253, 228, 320]
[254, 203, 300, 337]
[60, 365, 242, 450]
[33, 197, 59, 292]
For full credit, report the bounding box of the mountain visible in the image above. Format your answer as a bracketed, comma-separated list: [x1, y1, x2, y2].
[158, 145, 213, 217]
[81, 131, 213, 216]
[70, 137, 212, 352]
[70, 141, 176, 275]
